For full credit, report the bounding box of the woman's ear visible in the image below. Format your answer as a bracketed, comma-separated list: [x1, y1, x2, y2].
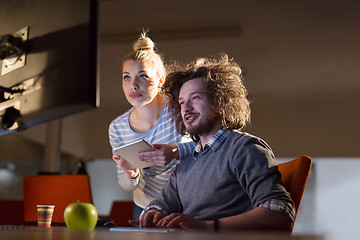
[158, 75, 165, 88]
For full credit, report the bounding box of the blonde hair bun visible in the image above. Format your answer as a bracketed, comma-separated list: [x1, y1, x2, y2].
[133, 37, 155, 52]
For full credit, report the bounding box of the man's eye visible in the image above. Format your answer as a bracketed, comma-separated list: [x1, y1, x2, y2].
[179, 101, 184, 105]
[192, 96, 199, 101]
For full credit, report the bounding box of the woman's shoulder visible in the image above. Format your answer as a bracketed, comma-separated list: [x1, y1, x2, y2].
[110, 108, 133, 126]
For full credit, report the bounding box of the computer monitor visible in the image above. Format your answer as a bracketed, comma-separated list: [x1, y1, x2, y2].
[0, 0, 99, 135]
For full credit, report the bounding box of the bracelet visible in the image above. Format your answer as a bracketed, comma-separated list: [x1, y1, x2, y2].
[213, 217, 219, 232]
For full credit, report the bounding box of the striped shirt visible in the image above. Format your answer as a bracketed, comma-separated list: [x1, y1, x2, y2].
[109, 105, 194, 208]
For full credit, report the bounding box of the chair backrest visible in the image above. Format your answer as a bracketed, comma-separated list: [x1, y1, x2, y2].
[108, 201, 133, 227]
[0, 200, 24, 225]
[23, 174, 93, 224]
[277, 155, 312, 221]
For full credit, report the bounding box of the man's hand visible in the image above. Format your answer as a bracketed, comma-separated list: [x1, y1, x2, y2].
[156, 213, 211, 231]
[112, 154, 139, 179]
[135, 209, 165, 228]
[133, 210, 212, 231]
[137, 144, 179, 167]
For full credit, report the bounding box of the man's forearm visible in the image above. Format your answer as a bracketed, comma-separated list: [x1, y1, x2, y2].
[216, 207, 293, 232]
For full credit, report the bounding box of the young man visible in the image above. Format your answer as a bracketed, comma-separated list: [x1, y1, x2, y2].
[136, 54, 295, 232]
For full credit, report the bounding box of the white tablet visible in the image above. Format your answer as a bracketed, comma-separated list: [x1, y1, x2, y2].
[114, 139, 155, 169]
[109, 227, 178, 233]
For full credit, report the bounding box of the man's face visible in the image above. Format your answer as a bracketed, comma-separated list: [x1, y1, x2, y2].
[178, 77, 218, 137]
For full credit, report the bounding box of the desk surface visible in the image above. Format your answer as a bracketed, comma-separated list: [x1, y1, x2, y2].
[0, 226, 323, 240]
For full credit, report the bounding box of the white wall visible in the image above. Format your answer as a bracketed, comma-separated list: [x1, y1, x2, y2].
[87, 159, 132, 216]
[312, 159, 360, 240]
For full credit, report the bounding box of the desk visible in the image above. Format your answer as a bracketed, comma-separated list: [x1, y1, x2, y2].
[0, 226, 323, 240]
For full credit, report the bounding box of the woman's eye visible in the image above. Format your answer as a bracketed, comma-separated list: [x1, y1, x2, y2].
[139, 74, 149, 80]
[123, 75, 130, 81]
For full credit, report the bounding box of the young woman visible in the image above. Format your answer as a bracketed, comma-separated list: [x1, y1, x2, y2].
[108, 33, 194, 219]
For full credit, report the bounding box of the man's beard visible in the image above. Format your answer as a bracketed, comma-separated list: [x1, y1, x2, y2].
[186, 114, 219, 137]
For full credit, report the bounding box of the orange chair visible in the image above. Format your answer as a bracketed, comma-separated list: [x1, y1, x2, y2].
[108, 201, 133, 227]
[23, 175, 93, 225]
[277, 155, 312, 223]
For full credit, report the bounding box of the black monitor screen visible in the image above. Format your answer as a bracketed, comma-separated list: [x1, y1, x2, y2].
[0, 0, 99, 135]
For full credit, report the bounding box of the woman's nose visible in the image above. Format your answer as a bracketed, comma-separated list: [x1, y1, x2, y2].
[130, 80, 139, 90]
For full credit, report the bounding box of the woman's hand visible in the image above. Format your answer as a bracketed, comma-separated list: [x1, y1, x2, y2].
[137, 144, 179, 167]
[112, 154, 139, 179]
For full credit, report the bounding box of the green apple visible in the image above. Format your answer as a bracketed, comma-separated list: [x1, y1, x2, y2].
[64, 202, 98, 231]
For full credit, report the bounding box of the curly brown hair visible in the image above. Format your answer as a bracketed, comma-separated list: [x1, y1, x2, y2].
[162, 53, 251, 140]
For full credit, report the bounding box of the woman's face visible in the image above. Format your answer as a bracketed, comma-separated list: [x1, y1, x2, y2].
[122, 60, 163, 107]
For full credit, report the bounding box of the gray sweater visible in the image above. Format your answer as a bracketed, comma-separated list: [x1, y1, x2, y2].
[148, 130, 295, 221]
